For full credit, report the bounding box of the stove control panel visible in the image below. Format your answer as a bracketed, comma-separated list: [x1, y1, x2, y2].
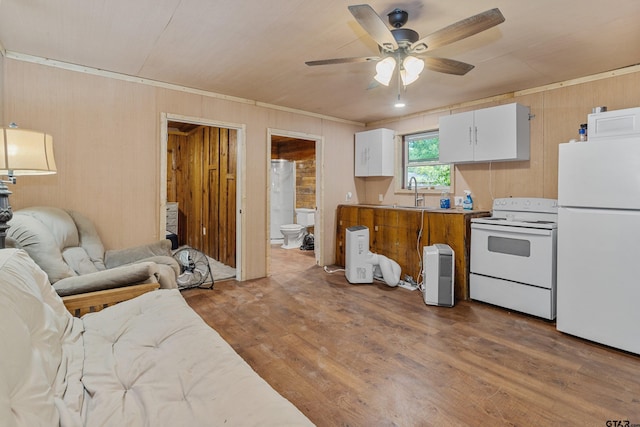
[492, 198, 558, 213]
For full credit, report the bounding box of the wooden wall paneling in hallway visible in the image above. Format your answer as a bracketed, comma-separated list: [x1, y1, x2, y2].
[217, 128, 237, 267]
[167, 125, 236, 267]
[203, 127, 220, 262]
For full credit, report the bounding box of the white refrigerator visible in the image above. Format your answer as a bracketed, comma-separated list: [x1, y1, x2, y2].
[557, 136, 640, 354]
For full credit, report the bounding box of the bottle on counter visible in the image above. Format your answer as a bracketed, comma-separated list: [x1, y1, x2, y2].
[462, 190, 473, 210]
[440, 191, 450, 209]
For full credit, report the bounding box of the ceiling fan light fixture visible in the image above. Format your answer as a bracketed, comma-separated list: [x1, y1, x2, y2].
[400, 56, 424, 86]
[374, 57, 396, 86]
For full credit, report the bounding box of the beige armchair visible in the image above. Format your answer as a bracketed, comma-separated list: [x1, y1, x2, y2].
[7, 207, 179, 300]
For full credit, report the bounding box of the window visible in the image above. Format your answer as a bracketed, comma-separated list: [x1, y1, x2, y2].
[403, 130, 451, 190]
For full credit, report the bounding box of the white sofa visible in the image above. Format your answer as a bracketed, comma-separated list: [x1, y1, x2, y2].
[0, 249, 314, 426]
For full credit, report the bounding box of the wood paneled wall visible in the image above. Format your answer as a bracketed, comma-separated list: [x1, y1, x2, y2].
[3, 56, 638, 279]
[167, 126, 236, 267]
[2, 58, 361, 280]
[363, 69, 640, 211]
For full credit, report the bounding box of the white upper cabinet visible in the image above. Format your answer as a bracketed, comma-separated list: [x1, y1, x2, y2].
[355, 128, 395, 177]
[439, 103, 530, 164]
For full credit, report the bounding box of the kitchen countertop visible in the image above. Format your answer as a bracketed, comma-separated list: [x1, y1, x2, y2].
[352, 204, 490, 214]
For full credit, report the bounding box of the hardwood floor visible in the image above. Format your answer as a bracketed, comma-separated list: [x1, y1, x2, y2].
[182, 246, 640, 426]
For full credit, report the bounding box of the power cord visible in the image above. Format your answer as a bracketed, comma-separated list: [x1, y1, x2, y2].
[323, 266, 345, 274]
[415, 209, 425, 285]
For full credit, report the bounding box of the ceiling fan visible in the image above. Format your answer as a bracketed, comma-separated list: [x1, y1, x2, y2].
[305, 4, 505, 87]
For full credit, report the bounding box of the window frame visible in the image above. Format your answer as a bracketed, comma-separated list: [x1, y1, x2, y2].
[401, 129, 452, 191]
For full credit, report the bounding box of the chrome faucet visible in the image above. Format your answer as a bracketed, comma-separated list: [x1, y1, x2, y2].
[408, 176, 424, 207]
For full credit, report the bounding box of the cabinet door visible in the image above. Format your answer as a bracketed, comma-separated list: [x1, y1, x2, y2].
[335, 205, 364, 266]
[474, 103, 526, 161]
[439, 111, 475, 163]
[354, 129, 395, 177]
[354, 137, 370, 177]
[367, 129, 395, 176]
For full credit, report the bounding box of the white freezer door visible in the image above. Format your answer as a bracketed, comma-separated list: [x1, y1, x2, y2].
[558, 138, 640, 209]
[557, 207, 640, 354]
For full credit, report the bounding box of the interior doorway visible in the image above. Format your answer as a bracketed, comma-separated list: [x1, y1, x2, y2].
[160, 114, 245, 281]
[267, 129, 323, 275]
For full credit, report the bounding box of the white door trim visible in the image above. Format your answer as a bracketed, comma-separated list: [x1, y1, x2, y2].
[160, 113, 247, 281]
[267, 128, 325, 273]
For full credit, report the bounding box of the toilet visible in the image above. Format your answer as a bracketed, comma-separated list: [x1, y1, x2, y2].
[280, 208, 314, 249]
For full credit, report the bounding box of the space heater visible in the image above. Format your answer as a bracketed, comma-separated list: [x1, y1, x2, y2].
[345, 225, 373, 284]
[423, 244, 455, 307]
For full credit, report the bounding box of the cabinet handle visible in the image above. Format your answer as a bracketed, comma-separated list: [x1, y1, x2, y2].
[474, 126, 478, 145]
[468, 127, 472, 145]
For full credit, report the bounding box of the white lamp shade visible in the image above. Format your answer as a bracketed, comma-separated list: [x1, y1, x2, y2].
[401, 56, 425, 86]
[374, 57, 396, 86]
[0, 128, 57, 175]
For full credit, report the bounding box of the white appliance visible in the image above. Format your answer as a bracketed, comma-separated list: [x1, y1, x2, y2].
[423, 244, 455, 307]
[587, 106, 640, 141]
[557, 128, 640, 354]
[345, 225, 373, 284]
[470, 198, 558, 320]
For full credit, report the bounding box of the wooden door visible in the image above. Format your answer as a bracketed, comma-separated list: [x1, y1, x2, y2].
[167, 125, 236, 268]
[203, 128, 236, 267]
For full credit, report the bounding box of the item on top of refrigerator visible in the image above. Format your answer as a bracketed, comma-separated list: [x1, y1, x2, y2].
[463, 190, 473, 210]
[579, 124, 587, 141]
[587, 107, 640, 141]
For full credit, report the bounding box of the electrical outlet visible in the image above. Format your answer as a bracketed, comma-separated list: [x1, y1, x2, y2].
[454, 196, 463, 207]
[378, 194, 384, 202]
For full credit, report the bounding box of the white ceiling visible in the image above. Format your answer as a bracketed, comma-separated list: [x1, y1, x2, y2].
[1, 0, 639, 124]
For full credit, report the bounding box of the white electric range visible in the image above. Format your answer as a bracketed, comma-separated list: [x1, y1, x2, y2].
[470, 197, 558, 320]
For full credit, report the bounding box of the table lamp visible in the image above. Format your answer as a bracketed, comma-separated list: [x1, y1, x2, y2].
[0, 123, 57, 248]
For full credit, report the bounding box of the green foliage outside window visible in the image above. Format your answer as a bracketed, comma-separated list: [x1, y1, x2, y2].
[404, 131, 450, 188]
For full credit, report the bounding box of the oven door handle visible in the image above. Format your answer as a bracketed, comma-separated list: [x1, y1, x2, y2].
[471, 223, 553, 236]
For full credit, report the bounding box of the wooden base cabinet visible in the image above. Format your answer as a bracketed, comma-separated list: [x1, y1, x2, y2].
[335, 205, 489, 300]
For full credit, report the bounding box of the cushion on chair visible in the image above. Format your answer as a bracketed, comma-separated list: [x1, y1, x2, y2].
[66, 210, 107, 270]
[62, 247, 100, 275]
[104, 240, 174, 269]
[7, 209, 78, 283]
[53, 262, 160, 297]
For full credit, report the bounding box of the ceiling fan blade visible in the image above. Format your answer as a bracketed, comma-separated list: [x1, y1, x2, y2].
[348, 4, 398, 51]
[305, 56, 380, 66]
[423, 57, 475, 76]
[411, 8, 505, 53]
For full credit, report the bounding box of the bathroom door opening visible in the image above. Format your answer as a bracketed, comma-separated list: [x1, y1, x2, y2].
[267, 130, 323, 275]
